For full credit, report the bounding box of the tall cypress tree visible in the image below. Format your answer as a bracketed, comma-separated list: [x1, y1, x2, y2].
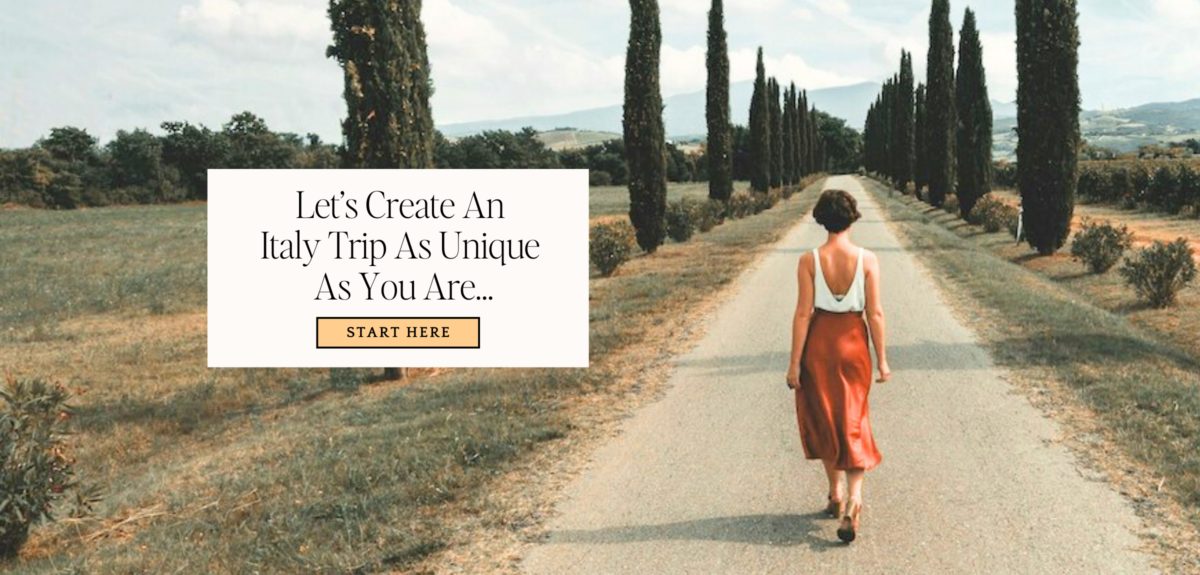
[749, 48, 771, 192]
[328, 0, 435, 169]
[914, 82, 929, 195]
[623, 0, 667, 253]
[807, 104, 820, 173]
[925, 0, 956, 207]
[782, 86, 796, 186]
[768, 78, 784, 189]
[705, 0, 732, 202]
[797, 91, 809, 176]
[893, 51, 916, 192]
[1017, 0, 1080, 254]
[790, 82, 804, 182]
[329, 0, 433, 381]
[955, 8, 993, 219]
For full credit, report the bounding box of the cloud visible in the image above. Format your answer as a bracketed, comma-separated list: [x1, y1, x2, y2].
[980, 32, 1017, 102]
[730, 48, 863, 89]
[179, 0, 327, 41]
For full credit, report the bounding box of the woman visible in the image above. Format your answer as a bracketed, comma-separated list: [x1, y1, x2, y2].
[785, 189, 891, 544]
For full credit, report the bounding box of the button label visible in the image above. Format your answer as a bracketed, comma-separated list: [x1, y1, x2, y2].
[316, 317, 480, 349]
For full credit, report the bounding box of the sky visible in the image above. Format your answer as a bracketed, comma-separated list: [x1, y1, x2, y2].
[2, 0, 1199, 148]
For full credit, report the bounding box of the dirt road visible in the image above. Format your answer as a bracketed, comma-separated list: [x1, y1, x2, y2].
[521, 176, 1156, 574]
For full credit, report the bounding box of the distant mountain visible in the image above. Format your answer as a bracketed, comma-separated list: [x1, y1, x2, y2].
[992, 97, 1200, 159]
[440, 81, 881, 139]
[992, 99, 1017, 119]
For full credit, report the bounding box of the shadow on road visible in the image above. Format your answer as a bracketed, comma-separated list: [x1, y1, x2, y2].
[547, 512, 844, 551]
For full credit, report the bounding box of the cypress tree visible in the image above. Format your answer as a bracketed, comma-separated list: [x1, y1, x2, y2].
[769, 78, 784, 189]
[914, 82, 929, 194]
[893, 51, 916, 192]
[808, 104, 820, 173]
[790, 82, 804, 182]
[705, 0, 733, 202]
[955, 9, 993, 219]
[623, 0, 668, 253]
[328, 0, 435, 169]
[1017, 0, 1080, 254]
[329, 0, 434, 382]
[797, 91, 809, 176]
[925, 0, 956, 207]
[782, 86, 796, 186]
[749, 48, 771, 192]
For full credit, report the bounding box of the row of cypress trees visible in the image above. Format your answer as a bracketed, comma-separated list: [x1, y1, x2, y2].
[864, 0, 1080, 255]
[745, 48, 827, 193]
[862, 2, 993, 220]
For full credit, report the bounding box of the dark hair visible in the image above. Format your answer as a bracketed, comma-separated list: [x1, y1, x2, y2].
[813, 189, 861, 233]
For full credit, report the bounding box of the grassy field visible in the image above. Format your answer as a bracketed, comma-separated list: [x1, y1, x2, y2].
[588, 181, 750, 219]
[865, 180, 1200, 572]
[1, 180, 823, 573]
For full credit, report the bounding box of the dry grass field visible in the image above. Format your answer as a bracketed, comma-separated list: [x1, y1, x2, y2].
[588, 181, 746, 219]
[1, 180, 822, 573]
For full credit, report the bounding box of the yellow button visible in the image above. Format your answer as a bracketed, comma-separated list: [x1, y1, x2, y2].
[316, 317, 480, 349]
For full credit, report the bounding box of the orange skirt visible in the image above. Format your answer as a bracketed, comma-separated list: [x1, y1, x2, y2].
[795, 310, 882, 471]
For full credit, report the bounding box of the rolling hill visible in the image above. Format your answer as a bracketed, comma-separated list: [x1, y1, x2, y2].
[993, 97, 1200, 159]
[440, 81, 881, 139]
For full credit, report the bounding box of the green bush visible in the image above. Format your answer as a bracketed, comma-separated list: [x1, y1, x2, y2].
[1147, 165, 1183, 213]
[1178, 164, 1200, 215]
[666, 199, 696, 243]
[968, 194, 1019, 233]
[1070, 219, 1134, 274]
[588, 170, 613, 187]
[1119, 238, 1197, 308]
[695, 199, 724, 232]
[749, 192, 768, 215]
[1108, 168, 1135, 205]
[943, 194, 960, 216]
[1, 377, 99, 558]
[727, 191, 755, 219]
[589, 219, 636, 276]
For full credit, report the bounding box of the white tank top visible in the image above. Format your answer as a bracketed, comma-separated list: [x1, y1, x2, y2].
[812, 247, 866, 313]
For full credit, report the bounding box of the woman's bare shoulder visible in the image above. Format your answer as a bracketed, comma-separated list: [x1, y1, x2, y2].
[797, 250, 815, 273]
[861, 247, 881, 271]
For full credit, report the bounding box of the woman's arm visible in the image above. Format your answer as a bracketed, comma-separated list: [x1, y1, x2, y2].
[863, 250, 891, 382]
[786, 254, 816, 390]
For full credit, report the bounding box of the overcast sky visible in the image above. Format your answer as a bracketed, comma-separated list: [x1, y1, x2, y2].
[2, 0, 1198, 147]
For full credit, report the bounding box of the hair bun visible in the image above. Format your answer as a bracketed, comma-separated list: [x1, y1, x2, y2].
[812, 189, 862, 233]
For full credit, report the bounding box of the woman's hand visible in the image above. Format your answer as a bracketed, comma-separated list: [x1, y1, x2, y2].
[876, 359, 892, 383]
[786, 365, 800, 390]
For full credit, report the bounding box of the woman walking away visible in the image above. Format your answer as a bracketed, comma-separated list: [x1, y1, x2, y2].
[785, 189, 891, 544]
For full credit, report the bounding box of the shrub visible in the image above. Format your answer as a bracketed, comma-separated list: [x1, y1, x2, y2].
[589, 219, 636, 276]
[1178, 164, 1200, 215]
[748, 192, 768, 215]
[968, 194, 1019, 233]
[1, 377, 99, 558]
[695, 200, 724, 232]
[666, 199, 696, 243]
[1070, 218, 1134, 273]
[1131, 167, 1152, 207]
[753, 189, 782, 213]
[1119, 238, 1197, 308]
[588, 170, 613, 187]
[943, 194, 960, 215]
[727, 191, 755, 219]
[1108, 168, 1135, 205]
[1147, 165, 1183, 213]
